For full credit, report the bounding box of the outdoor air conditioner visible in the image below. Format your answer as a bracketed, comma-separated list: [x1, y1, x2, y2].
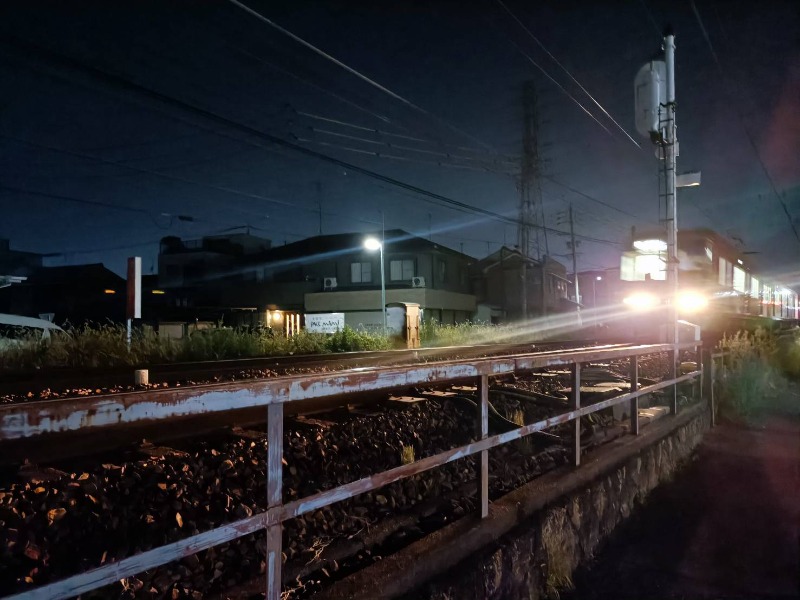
[323, 277, 338, 290]
[411, 276, 426, 288]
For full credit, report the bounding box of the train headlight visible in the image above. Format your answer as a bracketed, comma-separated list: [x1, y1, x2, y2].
[677, 291, 707, 312]
[623, 292, 659, 310]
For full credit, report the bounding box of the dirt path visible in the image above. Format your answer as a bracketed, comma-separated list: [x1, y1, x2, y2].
[565, 416, 800, 599]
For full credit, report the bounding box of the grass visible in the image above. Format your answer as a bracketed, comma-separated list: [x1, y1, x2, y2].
[716, 327, 800, 421]
[400, 444, 415, 465]
[0, 324, 391, 371]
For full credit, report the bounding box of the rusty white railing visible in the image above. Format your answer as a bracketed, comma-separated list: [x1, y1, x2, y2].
[3, 342, 706, 600]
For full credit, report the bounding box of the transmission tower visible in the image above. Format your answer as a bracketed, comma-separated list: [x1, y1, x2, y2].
[518, 80, 548, 319]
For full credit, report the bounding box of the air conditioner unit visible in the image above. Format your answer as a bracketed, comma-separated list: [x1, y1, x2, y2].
[323, 277, 338, 290]
[411, 276, 426, 288]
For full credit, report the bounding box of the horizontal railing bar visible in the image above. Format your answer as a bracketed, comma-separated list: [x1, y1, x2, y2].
[0, 343, 688, 441]
[5, 513, 267, 600]
[270, 370, 702, 524]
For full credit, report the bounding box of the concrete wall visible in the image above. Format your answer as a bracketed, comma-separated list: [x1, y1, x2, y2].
[320, 404, 710, 600]
[305, 289, 476, 314]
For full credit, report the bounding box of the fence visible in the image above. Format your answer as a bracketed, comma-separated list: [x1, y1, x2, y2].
[4, 342, 708, 600]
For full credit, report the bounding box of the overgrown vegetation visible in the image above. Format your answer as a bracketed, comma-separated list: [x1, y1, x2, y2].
[0, 324, 390, 370]
[716, 327, 800, 421]
[419, 320, 534, 347]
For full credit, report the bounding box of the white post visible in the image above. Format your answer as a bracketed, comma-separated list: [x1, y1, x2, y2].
[380, 212, 386, 335]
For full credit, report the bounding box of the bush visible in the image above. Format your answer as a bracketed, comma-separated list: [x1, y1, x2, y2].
[716, 328, 797, 420]
[325, 326, 391, 352]
[420, 320, 507, 347]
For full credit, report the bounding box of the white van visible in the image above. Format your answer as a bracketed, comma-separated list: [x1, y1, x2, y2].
[0, 313, 64, 351]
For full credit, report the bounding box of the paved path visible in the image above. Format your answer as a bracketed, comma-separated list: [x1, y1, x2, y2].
[565, 416, 800, 599]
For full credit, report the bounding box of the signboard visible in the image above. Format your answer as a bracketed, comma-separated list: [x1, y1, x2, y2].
[305, 313, 345, 334]
[127, 257, 141, 319]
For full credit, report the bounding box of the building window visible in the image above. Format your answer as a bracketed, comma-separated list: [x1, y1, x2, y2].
[438, 259, 447, 283]
[390, 259, 414, 281]
[350, 262, 372, 283]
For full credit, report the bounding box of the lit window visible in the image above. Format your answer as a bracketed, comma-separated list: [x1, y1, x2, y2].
[705, 246, 713, 261]
[733, 267, 746, 293]
[750, 276, 759, 298]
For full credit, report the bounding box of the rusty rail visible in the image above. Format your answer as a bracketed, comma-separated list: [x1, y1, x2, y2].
[4, 341, 704, 600]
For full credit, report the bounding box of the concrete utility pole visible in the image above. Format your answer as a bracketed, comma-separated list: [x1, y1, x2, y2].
[568, 204, 580, 308]
[664, 33, 678, 348]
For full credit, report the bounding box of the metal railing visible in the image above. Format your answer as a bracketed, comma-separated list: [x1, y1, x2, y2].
[4, 342, 706, 600]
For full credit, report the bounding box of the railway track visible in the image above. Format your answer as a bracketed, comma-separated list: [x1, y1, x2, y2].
[0, 342, 691, 599]
[0, 340, 595, 402]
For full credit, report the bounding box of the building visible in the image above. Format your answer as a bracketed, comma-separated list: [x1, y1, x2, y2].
[155, 230, 477, 331]
[576, 268, 619, 310]
[0, 239, 42, 288]
[472, 248, 571, 322]
[299, 230, 476, 329]
[0, 263, 125, 324]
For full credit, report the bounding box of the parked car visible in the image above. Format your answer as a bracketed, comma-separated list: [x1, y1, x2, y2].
[0, 313, 64, 351]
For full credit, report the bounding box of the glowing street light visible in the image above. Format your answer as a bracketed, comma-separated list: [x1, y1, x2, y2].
[363, 236, 386, 335]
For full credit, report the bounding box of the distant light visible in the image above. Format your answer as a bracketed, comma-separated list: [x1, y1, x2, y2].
[272, 311, 283, 322]
[677, 291, 708, 312]
[104, 289, 116, 295]
[623, 292, 659, 309]
[596, 276, 603, 281]
[633, 239, 667, 252]
[737, 259, 743, 265]
[151, 289, 166, 295]
[364, 237, 382, 251]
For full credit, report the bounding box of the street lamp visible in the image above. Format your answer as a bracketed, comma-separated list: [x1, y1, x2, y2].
[363, 236, 386, 335]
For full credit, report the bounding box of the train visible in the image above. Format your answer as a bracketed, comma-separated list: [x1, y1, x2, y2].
[612, 228, 798, 342]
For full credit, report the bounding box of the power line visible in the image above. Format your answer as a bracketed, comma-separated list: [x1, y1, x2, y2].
[295, 110, 505, 157]
[503, 37, 613, 138]
[494, 0, 641, 149]
[226, 0, 497, 153]
[690, 1, 799, 244]
[234, 47, 393, 125]
[542, 176, 641, 219]
[2, 35, 622, 250]
[0, 183, 169, 229]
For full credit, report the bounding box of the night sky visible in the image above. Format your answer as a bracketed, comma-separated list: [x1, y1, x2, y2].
[1, 0, 798, 282]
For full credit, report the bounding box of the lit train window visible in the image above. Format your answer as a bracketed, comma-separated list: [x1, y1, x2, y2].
[705, 246, 713, 261]
[733, 267, 746, 293]
[750, 276, 759, 297]
[719, 258, 729, 286]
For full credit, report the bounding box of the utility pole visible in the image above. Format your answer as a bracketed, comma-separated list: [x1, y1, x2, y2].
[315, 180, 323, 235]
[664, 33, 678, 350]
[568, 204, 580, 308]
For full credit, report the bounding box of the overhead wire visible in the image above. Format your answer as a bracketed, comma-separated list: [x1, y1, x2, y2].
[503, 37, 613, 138]
[295, 110, 502, 156]
[690, 0, 799, 244]
[494, 0, 641, 149]
[0, 183, 170, 229]
[226, 0, 499, 153]
[0, 36, 533, 233]
[2, 36, 624, 250]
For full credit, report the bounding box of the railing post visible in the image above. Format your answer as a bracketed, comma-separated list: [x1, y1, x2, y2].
[670, 348, 678, 415]
[266, 403, 284, 600]
[477, 374, 489, 518]
[629, 355, 639, 435]
[704, 351, 716, 427]
[572, 362, 581, 466]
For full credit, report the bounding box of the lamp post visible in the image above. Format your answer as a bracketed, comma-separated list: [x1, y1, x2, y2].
[364, 237, 386, 335]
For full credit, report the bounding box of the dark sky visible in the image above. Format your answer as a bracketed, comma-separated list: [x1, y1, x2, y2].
[0, 0, 798, 281]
